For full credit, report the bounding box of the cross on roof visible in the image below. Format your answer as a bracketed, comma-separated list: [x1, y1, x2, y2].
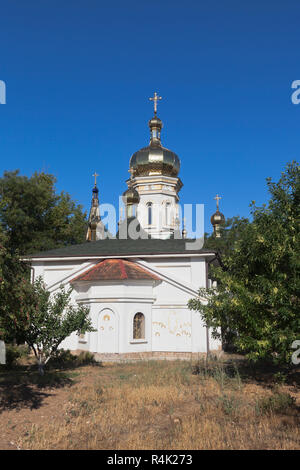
[214, 194, 222, 209]
[92, 172, 99, 186]
[149, 92, 162, 115]
[128, 167, 134, 179]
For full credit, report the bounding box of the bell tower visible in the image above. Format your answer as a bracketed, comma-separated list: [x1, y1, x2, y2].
[86, 173, 106, 241]
[126, 93, 183, 239]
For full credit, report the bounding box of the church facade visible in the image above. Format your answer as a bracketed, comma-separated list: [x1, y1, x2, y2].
[28, 94, 224, 359]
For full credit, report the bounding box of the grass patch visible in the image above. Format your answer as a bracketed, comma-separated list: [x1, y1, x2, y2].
[256, 391, 296, 416]
[217, 393, 242, 417]
[192, 358, 242, 391]
[1, 356, 299, 450]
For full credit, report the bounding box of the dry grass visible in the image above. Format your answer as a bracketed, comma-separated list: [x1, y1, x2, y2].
[11, 358, 300, 450]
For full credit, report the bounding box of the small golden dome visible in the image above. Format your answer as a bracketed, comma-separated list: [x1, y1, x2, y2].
[122, 187, 140, 205]
[211, 210, 225, 226]
[148, 116, 163, 129]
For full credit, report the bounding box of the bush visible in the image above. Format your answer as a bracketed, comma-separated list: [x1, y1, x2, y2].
[76, 351, 97, 366]
[5, 343, 29, 367]
[192, 359, 242, 390]
[48, 349, 97, 369]
[272, 372, 287, 385]
[256, 391, 296, 415]
[49, 349, 76, 367]
[218, 393, 241, 417]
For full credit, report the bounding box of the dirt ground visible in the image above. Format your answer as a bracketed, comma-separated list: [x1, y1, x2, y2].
[0, 356, 299, 450]
[0, 368, 84, 450]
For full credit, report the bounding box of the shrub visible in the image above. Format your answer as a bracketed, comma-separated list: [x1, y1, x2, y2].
[76, 351, 97, 366]
[48, 349, 97, 369]
[218, 393, 241, 417]
[5, 343, 29, 367]
[272, 372, 287, 385]
[256, 391, 296, 415]
[192, 359, 242, 390]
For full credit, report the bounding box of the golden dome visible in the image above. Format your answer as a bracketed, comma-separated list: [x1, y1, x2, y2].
[129, 115, 181, 177]
[122, 187, 140, 205]
[211, 210, 225, 226]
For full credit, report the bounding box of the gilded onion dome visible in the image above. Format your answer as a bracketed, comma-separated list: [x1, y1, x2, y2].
[129, 114, 181, 177]
[211, 195, 225, 238]
[122, 187, 140, 205]
[211, 209, 225, 226]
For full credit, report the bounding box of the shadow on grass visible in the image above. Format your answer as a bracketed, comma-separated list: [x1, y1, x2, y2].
[229, 359, 300, 388]
[0, 367, 74, 412]
[0, 350, 103, 412]
[192, 356, 300, 388]
[0, 382, 51, 412]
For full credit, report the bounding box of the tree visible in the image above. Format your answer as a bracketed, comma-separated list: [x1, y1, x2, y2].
[204, 216, 250, 258]
[0, 170, 88, 342]
[0, 225, 7, 280]
[189, 161, 300, 364]
[0, 170, 87, 255]
[1, 276, 95, 374]
[0, 241, 32, 344]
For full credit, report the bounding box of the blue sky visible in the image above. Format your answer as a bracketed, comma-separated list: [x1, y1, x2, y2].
[0, 0, 299, 234]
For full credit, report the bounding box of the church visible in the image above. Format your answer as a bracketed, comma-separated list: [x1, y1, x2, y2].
[28, 93, 225, 360]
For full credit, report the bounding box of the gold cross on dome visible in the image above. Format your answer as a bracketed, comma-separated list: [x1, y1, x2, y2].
[214, 194, 222, 210]
[149, 92, 162, 115]
[92, 172, 99, 186]
[128, 168, 134, 179]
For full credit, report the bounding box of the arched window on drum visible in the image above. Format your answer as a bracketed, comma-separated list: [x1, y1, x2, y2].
[165, 201, 171, 226]
[147, 202, 153, 226]
[133, 313, 145, 340]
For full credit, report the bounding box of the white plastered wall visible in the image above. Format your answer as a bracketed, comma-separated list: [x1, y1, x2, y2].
[31, 255, 222, 354]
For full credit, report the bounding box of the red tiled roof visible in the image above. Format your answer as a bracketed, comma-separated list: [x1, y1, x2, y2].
[70, 259, 160, 282]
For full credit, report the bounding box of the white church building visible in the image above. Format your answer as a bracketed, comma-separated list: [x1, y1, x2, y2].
[28, 93, 225, 360]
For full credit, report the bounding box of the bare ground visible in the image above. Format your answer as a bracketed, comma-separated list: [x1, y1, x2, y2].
[0, 355, 299, 450]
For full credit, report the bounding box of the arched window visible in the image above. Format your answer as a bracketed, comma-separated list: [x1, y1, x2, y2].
[133, 312, 145, 340]
[147, 202, 152, 225]
[165, 202, 171, 225]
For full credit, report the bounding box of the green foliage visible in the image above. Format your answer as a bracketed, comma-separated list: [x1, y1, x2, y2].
[218, 393, 241, 417]
[48, 349, 97, 369]
[272, 372, 287, 385]
[1, 276, 95, 373]
[192, 358, 242, 390]
[4, 344, 29, 367]
[0, 170, 88, 341]
[189, 161, 300, 364]
[24, 278, 95, 373]
[0, 170, 87, 255]
[0, 249, 35, 343]
[256, 391, 296, 415]
[75, 351, 97, 366]
[204, 216, 250, 257]
[0, 226, 8, 281]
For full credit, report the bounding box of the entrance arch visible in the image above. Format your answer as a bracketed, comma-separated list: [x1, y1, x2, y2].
[98, 309, 118, 353]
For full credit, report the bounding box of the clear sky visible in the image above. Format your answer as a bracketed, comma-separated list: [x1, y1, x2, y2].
[0, 0, 299, 234]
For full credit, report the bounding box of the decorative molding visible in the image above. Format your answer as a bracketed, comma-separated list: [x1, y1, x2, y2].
[152, 305, 188, 309]
[129, 340, 148, 344]
[76, 296, 155, 304]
